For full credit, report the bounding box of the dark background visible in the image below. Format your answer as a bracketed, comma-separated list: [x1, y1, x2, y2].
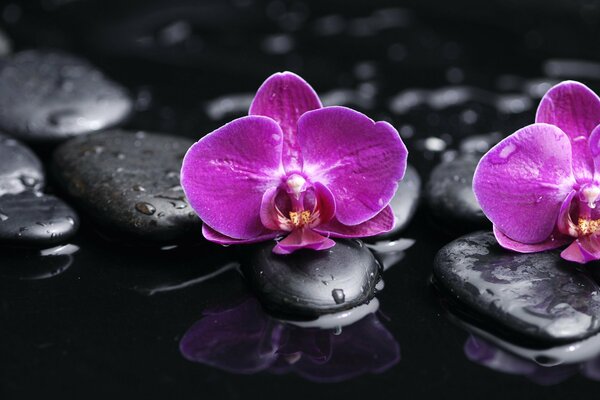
[1, 0, 600, 398]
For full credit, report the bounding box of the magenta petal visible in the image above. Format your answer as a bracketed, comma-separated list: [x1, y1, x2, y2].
[181, 116, 284, 239]
[260, 187, 283, 231]
[312, 182, 336, 226]
[249, 72, 322, 173]
[493, 225, 570, 253]
[589, 124, 600, 175]
[560, 235, 600, 264]
[298, 106, 407, 226]
[473, 123, 576, 244]
[315, 206, 394, 238]
[536, 81, 600, 182]
[557, 190, 578, 237]
[202, 224, 279, 245]
[273, 229, 336, 255]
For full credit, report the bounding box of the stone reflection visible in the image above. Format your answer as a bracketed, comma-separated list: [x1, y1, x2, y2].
[464, 335, 600, 385]
[179, 296, 399, 382]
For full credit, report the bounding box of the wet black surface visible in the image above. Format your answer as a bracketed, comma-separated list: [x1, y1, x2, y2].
[2, 0, 600, 399]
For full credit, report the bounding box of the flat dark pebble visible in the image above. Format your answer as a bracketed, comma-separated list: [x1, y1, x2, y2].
[425, 155, 488, 232]
[0, 192, 79, 247]
[370, 164, 420, 240]
[0, 133, 79, 247]
[52, 130, 201, 243]
[0, 50, 132, 142]
[0, 133, 44, 196]
[243, 239, 381, 319]
[434, 231, 600, 343]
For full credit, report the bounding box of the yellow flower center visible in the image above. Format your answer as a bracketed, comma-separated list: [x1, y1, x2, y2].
[577, 218, 600, 235]
[289, 210, 312, 227]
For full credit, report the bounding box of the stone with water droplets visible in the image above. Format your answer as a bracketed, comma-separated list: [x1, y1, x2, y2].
[0, 133, 44, 196]
[434, 231, 600, 343]
[370, 164, 420, 240]
[243, 239, 381, 318]
[52, 130, 201, 242]
[0, 50, 132, 142]
[0, 192, 79, 247]
[425, 156, 488, 232]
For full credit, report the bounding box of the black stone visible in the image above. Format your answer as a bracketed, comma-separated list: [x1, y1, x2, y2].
[243, 239, 381, 318]
[425, 156, 488, 231]
[0, 192, 79, 247]
[52, 130, 201, 243]
[0, 50, 132, 142]
[370, 164, 420, 240]
[0, 133, 44, 196]
[458, 132, 503, 156]
[434, 231, 600, 343]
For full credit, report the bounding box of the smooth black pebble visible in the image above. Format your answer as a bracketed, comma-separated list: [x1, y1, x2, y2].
[434, 231, 600, 343]
[243, 239, 381, 318]
[0, 133, 44, 195]
[0, 192, 79, 247]
[53, 130, 201, 243]
[425, 156, 488, 232]
[0, 50, 132, 142]
[370, 164, 420, 240]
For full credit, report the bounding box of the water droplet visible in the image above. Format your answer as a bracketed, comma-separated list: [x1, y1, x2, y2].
[333, 326, 343, 335]
[0, 212, 8, 221]
[135, 202, 156, 215]
[331, 289, 345, 304]
[132, 185, 146, 192]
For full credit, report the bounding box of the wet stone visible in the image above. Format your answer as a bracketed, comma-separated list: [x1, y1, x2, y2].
[370, 164, 420, 240]
[434, 231, 600, 343]
[0, 192, 79, 247]
[0, 133, 44, 196]
[52, 130, 201, 243]
[425, 156, 488, 232]
[243, 239, 381, 318]
[0, 50, 132, 142]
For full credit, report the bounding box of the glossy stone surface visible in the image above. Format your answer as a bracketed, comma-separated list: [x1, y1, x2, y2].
[371, 164, 420, 240]
[434, 231, 600, 343]
[0, 192, 79, 247]
[53, 130, 201, 242]
[0, 50, 132, 142]
[243, 239, 381, 318]
[425, 156, 488, 231]
[0, 133, 44, 196]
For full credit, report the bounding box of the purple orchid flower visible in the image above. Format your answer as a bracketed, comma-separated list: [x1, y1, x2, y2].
[473, 80, 600, 264]
[181, 72, 407, 254]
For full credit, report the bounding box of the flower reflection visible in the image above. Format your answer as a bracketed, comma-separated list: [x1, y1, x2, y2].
[179, 296, 399, 382]
[464, 335, 600, 385]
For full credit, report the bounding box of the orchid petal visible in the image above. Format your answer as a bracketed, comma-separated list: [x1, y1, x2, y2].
[557, 190, 578, 237]
[588, 124, 600, 176]
[536, 81, 600, 182]
[260, 187, 286, 231]
[181, 116, 284, 239]
[250, 72, 322, 173]
[298, 106, 407, 226]
[312, 182, 336, 227]
[202, 224, 279, 245]
[315, 206, 394, 238]
[273, 229, 335, 255]
[473, 123, 576, 244]
[493, 225, 570, 253]
[561, 235, 600, 264]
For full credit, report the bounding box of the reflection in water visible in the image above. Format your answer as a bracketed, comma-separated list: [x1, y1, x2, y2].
[464, 335, 600, 385]
[0, 243, 78, 280]
[180, 296, 399, 382]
